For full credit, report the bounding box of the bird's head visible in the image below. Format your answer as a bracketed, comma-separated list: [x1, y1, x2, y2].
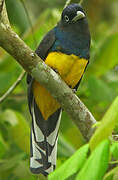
[61, 4, 86, 25]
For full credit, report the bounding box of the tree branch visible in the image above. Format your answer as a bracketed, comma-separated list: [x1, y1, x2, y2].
[0, 0, 9, 25]
[0, 0, 96, 141]
[64, 0, 72, 9]
[0, 71, 26, 103]
[0, 0, 4, 13]
[79, 0, 84, 5]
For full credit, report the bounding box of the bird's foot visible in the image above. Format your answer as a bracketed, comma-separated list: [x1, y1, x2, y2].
[53, 68, 58, 73]
[72, 88, 76, 93]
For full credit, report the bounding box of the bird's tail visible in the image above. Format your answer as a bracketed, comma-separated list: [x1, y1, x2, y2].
[30, 99, 62, 176]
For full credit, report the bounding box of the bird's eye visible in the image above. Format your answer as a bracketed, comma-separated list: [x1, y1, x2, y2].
[64, 15, 69, 22]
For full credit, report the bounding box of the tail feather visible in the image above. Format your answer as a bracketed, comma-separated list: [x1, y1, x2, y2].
[30, 98, 62, 175]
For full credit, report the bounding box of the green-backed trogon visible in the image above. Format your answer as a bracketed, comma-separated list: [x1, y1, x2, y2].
[27, 3, 90, 176]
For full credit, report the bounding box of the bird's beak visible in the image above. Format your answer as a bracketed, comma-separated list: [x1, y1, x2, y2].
[72, 11, 85, 22]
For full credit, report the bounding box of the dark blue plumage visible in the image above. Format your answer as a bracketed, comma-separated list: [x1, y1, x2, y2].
[50, 26, 90, 59]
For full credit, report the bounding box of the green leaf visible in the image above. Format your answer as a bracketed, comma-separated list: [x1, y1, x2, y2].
[103, 166, 118, 180]
[76, 140, 110, 180]
[6, 0, 29, 33]
[2, 109, 30, 154]
[58, 134, 75, 158]
[48, 144, 89, 180]
[0, 154, 24, 172]
[60, 111, 85, 149]
[13, 160, 34, 179]
[37, 174, 48, 180]
[10, 111, 30, 154]
[88, 32, 118, 77]
[111, 142, 118, 160]
[90, 96, 118, 150]
[0, 134, 8, 158]
[87, 76, 116, 103]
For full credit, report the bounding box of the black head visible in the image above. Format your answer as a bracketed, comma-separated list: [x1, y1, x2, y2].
[61, 4, 86, 25]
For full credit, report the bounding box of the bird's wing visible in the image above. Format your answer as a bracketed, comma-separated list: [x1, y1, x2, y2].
[35, 29, 56, 60]
[27, 29, 56, 113]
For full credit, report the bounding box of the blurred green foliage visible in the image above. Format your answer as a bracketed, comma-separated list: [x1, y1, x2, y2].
[0, 0, 118, 179]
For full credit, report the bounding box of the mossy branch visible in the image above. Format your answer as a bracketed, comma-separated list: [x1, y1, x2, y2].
[0, 0, 96, 141]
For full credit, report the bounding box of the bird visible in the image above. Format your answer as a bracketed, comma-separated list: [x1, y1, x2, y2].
[27, 3, 90, 176]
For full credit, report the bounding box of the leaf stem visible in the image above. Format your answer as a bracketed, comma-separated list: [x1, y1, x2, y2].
[0, 71, 26, 103]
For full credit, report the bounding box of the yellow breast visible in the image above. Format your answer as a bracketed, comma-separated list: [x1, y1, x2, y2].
[33, 52, 88, 120]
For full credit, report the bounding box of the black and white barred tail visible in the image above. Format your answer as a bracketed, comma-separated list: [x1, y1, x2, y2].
[30, 98, 62, 176]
